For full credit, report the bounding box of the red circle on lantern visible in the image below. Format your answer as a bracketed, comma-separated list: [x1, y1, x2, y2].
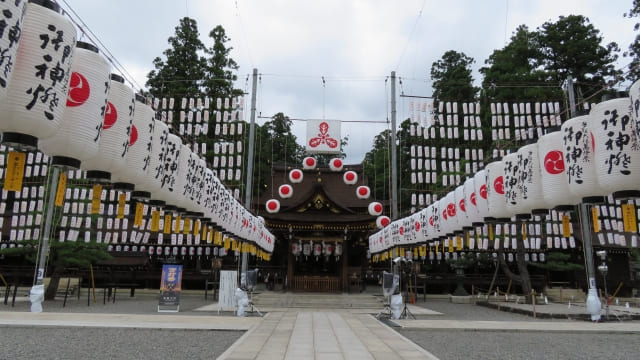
[66, 72, 91, 107]
[442, 209, 448, 220]
[332, 158, 343, 168]
[543, 150, 565, 174]
[129, 125, 138, 146]
[305, 157, 316, 167]
[291, 169, 302, 180]
[480, 184, 487, 199]
[459, 199, 466, 212]
[447, 203, 456, 217]
[380, 216, 390, 227]
[415, 221, 421, 232]
[399, 226, 404, 235]
[280, 185, 291, 196]
[346, 172, 356, 181]
[103, 101, 117, 129]
[494, 176, 504, 195]
[267, 200, 279, 211]
[470, 192, 477, 206]
[373, 203, 382, 213]
[358, 186, 369, 196]
[429, 216, 434, 226]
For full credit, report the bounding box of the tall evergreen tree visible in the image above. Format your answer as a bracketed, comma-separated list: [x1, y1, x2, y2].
[203, 25, 243, 97]
[624, 0, 640, 81]
[146, 17, 207, 99]
[430, 50, 478, 101]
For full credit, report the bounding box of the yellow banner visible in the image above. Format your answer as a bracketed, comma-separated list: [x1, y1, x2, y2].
[91, 184, 102, 214]
[448, 239, 454, 253]
[151, 210, 160, 232]
[489, 224, 494, 241]
[174, 215, 181, 234]
[456, 236, 462, 251]
[4, 151, 26, 192]
[183, 217, 191, 234]
[117, 193, 126, 219]
[194, 220, 200, 236]
[522, 223, 527, 241]
[215, 231, 223, 245]
[54, 172, 67, 207]
[163, 214, 172, 234]
[591, 206, 600, 233]
[223, 236, 230, 249]
[134, 203, 144, 227]
[562, 215, 571, 238]
[622, 204, 638, 233]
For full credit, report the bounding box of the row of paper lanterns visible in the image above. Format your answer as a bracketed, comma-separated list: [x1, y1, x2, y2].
[370, 87, 640, 254]
[291, 241, 343, 259]
[0, 0, 274, 254]
[264, 156, 390, 227]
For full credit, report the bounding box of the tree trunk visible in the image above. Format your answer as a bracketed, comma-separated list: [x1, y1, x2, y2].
[496, 221, 533, 303]
[44, 266, 63, 300]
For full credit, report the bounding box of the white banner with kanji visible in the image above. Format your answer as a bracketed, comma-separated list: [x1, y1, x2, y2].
[306, 120, 341, 154]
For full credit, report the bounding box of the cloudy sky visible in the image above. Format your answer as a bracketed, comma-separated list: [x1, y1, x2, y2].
[60, 0, 637, 163]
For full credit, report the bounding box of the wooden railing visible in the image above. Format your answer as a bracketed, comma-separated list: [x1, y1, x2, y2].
[292, 276, 341, 292]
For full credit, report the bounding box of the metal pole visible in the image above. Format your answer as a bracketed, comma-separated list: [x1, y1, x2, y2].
[241, 68, 258, 288]
[567, 76, 601, 321]
[390, 71, 398, 219]
[30, 166, 60, 312]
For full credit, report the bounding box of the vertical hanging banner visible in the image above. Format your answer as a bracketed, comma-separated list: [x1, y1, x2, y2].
[163, 214, 172, 234]
[4, 152, 26, 192]
[134, 203, 144, 227]
[158, 264, 183, 312]
[306, 120, 341, 154]
[54, 172, 67, 207]
[91, 185, 102, 214]
[151, 210, 160, 232]
[117, 193, 126, 219]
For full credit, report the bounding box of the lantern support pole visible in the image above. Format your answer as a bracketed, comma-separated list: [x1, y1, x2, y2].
[567, 76, 601, 321]
[390, 71, 398, 219]
[241, 68, 258, 289]
[30, 165, 60, 312]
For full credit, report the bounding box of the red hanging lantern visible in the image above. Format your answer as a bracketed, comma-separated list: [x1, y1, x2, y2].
[356, 185, 370, 199]
[303, 156, 316, 170]
[343, 171, 358, 185]
[289, 169, 303, 183]
[278, 184, 293, 199]
[329, 158, 343, 171]
[265, 199, 280, 213]
[376, 216, 390, 228]
[368, 202, 383, 216]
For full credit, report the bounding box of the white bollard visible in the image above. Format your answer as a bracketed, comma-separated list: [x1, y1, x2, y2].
[235, 288, 248, 317]
[29, 285, 45, 313]
[390, 294, 403, 319]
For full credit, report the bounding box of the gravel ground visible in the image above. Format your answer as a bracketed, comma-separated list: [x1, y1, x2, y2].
[398, 299, 639, 360]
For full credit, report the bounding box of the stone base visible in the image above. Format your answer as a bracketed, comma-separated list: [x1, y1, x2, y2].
[449, 295, 473, 304]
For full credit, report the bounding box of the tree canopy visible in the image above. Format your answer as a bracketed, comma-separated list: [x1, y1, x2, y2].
[430, 50, 478, 102]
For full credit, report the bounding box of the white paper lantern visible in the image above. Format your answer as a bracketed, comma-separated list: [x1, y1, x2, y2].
[376, 215, 390, 228]
[39, 41, 111, 169]
[463, 178, 481, 225]
[356, 185, 370, 199]
[302, 156, 316, 170]
[289, 169, 303, 183]
[329, 158, 343, 171]
[485, 160, 511, 220]
[540, 129, 583, 206]
[516, 142, 549, 214]
[0, 0, 76, 149]
[135, 120, 169, 202]
[159, 143, 190, 209]
[591, 97, 640, 199]
[265, 199, 280, 213]
[564, 115, 607, 205]
[335, 243, 343, 256]
[81, 74, 135, 181]
[278, 184, 293, 198]
[343, 170, 358, 185]
[454, 185, 470, 229]
[153, 133, 183, 207]
[0, 0, 27, 100]
[473, 170, 489, 222]
[111, 95, 156, 196]
[502, 152, 521, 216]
[368, 202, 383, 216]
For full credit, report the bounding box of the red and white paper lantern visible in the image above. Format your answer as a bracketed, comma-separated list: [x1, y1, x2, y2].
[502, 152, 521, 215]
[136, 120, 170, 202]
[265, 199, 280, 213]
[81, 74, 135, 181]
[368, 201, 383, 216]
[590, 97, 640, 199]
[39, 41, 111, 169]
[485, 160, 511, 220]
[0, 0, 27, 101]
[540, 129, 583, 206]
[454, 185, 470, 229]
[463, 178, 482, 225]
[289, 169, 303, 183]
[356, 185, 370, 199]
[376, 215, 390, 228]
[278, 184, 293, 198]
[343, 170, 358, 185]
[560, 115, 607, 205]
[473, 170, 490, 222]
[329, 158, 343, 171]
[302, 156, 316, 170]
[0, 0, 76, 149]
[516, 142, 549, 214]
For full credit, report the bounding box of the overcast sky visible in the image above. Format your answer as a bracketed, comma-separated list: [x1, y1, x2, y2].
[60, 0, 637, 163]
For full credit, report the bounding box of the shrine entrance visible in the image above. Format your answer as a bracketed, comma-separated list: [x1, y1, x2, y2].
[256, 164, 380, 293]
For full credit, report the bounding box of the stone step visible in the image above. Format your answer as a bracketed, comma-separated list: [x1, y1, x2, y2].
[251, 293, 383, 309]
